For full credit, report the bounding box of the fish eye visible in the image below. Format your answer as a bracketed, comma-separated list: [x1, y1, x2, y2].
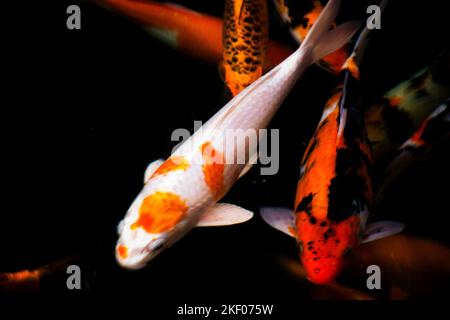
[148, 239, 165, 252]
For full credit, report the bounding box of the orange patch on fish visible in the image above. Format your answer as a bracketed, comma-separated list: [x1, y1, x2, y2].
[117, 245, 128, 259]
[132, 191, 188, 233]
[288, 225, 297, 237]
[388, 96, 402, 107]
[4, 270, 42, 282]
[342, 54, 360, 80]
[201, 142, 225, 199]
[151, 156, 190, 179]
[408, 117, 430, 146]
[295, 90, 343, 220]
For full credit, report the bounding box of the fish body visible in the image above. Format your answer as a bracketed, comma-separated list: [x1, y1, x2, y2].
[261, 3, 403, 284]
[116, 0, 360, 269]
[292, 43, 372, 285]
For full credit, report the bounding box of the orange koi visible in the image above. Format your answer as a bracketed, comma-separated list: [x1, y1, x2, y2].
[221, 0, 269, 96]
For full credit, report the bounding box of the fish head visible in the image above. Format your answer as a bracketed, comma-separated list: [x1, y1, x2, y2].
[115, 188, 189, 269]
[116, 230, 167, 270]
[296, 213, 361, 285]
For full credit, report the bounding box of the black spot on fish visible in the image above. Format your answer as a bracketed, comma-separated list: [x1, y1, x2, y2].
[327, 149, 367, 222]
[309, 216, 317, 224]
[320, 221, 327, 227]
[323, 227, 335, 241]
[301, 18, 309, 29]
[295, 193, 314, 214]
[307, 241, 314, 245]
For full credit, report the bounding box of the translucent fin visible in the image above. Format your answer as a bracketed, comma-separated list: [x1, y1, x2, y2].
[196, 203, 253, 227]
[297, 0, 361, 66]
[362, 221, 405, 243]
[260, 207, 296, 237]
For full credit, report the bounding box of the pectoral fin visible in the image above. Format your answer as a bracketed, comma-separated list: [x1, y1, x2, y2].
[144, 159, 164, 183]
[260, 207, 296, 237]
[196, 203, 253, 227]
[361, 221, 405, 243]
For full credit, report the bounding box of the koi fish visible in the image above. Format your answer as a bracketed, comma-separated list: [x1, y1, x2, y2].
[365, 47, 450, 162]
[373, 99, 449, 211]
[115, 0, 360, 269]
[98, 0, 292, 67]
[221, 0, 269, 96]
[261, 2, 403, 285]
[273, 0, 349, 74]
[0, 257, 77, 295]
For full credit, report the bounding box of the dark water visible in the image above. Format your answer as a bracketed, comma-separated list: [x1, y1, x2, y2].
[2, 0, 449, 315]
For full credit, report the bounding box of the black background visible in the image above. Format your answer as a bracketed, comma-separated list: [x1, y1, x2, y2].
[2, 0, 450, 316]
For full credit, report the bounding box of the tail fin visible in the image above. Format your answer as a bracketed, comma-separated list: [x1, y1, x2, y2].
[298, 0, 361, 66]
[350, 0, 389, 67]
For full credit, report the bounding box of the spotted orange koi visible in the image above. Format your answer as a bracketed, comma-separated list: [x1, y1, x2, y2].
[221, 0, 269, 96]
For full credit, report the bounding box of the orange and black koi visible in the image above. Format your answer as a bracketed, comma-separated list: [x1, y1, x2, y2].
[365, 47, 450, 162]
[290, 32, 375, 284]
[273, 0, 349, 74]
[221, 0, 269, 96]
[98, 0, 291, 66]
[261, 5, 403, 284]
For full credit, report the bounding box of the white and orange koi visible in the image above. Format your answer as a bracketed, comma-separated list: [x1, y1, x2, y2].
[115, 0, 360, 269]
